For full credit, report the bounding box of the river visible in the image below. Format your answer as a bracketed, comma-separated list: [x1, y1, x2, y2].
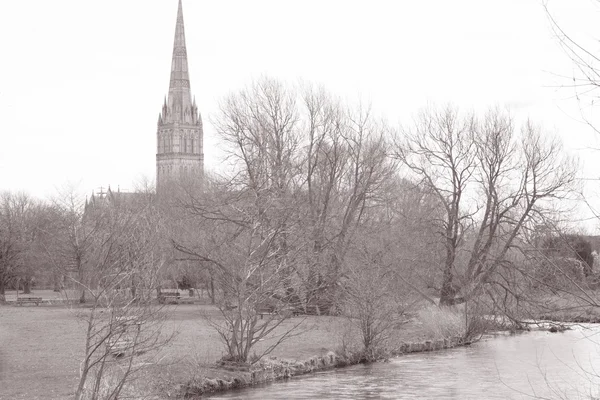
[209, 324, 600, 399]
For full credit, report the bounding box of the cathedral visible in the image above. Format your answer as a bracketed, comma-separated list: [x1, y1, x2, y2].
[156, 0, 204, 194]
[88, 0, 203, 203]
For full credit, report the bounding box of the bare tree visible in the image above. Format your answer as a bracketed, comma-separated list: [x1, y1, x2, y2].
[299, 85, 397, 313]
[395, 106, 477, 305]
[49, 185, 99, 303]
[395, 106, 578, 306]
[172, 78, 307, 363]
[200, 79, 399, 318]
[342, 223, 419, 360]
[215, 77, 301, 302]
[72, 196, 170, 400]
[174, 178, 305, 363]
[0, 192, 44, 299]
[544, 1, 600, 135]
[16, 201, 59, 293]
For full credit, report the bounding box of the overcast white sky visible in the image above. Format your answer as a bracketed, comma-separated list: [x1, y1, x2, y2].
[1, 0, 600, 228]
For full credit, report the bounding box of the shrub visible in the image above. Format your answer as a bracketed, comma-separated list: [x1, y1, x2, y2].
[418, 305, 466, 339]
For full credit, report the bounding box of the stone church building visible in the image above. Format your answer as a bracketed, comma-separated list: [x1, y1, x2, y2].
[87, 0, 203, 202]
[156, 0, 204, 194]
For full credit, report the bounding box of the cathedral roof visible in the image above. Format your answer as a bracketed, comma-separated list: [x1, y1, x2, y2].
[84, 187, 153, 214]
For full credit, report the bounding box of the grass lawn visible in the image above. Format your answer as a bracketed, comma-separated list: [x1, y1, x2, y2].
[0, 291, 433, 399]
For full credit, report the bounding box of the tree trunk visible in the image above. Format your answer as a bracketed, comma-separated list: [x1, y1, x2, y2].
[439, 261, 456, 306]
[439, 219, 459, 306]
[23, 279, 31, 294]
[130, 276, 137, 299]
[53, 275, 61, 292]
[77, 257, 86, 303]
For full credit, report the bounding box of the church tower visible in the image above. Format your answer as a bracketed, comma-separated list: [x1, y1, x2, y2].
[156, 0, 203, 194]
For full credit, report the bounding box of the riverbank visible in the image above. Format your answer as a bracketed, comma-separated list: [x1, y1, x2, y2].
[154, 310, 468, 398]
[535, 311, 600, 324]
[166, 304, 479, 398]
[176, 335, 472, 398]
[1, 304, 452, 399]
[526, 291, 600, 324]
[4, 289, 599, 399]
[197, 326, 600, 400]
[5, 296, 538, 399]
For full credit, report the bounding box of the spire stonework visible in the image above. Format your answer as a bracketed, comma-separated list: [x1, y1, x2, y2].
[156, 0, 204, 194]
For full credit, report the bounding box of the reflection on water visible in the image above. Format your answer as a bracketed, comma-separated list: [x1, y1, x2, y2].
[209, 325, 600, 399]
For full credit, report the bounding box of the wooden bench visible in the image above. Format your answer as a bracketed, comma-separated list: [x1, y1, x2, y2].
[257, 306, 303, 319]
[106, 337, 132, 356]
[157, 289, 181, 304]
[257, 307, 275, 319]
[16, 297, 42, 306]
[106, 316, 143, 356]
[283, 306, 303, 317]
[160, 295, 180, 304]
[116, 316, 141, 325]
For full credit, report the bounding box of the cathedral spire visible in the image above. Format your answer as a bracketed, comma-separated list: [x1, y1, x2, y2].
[156, 0, 204, 194]
[168, 0, 193, 123]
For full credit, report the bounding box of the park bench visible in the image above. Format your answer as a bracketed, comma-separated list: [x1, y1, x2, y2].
[157, 289, 181, 304]
[106, 316, 143, 356]
[178, 296, 195, 304]
[283, 305, 303, 317]
[160, 295, 180, 304]
[16, 297, 42, 306]
[257, 306, 275, 319]
[257, 305, 303, 319]
[106, 338, 131, 356]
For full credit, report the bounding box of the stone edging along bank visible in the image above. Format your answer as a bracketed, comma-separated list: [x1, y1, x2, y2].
[179, 336, 469, 398]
